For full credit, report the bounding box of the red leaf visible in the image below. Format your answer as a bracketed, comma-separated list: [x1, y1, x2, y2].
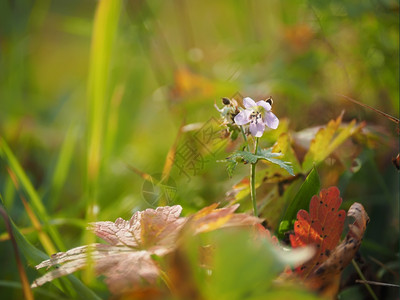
[254, 224, 279, 245]
[288, 187, 370, 299]
[290, 186, 346, 277]
[311, 202, 370, 279]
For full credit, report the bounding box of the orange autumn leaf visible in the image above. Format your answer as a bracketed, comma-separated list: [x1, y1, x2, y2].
[309, 202, 370, 280]
[289, 187, 370, 298]
[290, 186, 346, 277]
[254, 224, 279, 245]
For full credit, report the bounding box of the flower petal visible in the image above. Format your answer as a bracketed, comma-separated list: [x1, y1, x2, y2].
[256, 100, 271, 112]
[249, 122, 265, 137]
[243, 97, 257, 109]
[264, 111, 279, 129]
[234, 110, 251, 125]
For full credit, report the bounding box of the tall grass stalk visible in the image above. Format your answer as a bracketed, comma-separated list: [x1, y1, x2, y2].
[84, 0, 122, 284]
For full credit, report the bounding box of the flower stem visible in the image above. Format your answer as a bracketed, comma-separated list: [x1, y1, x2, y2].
[239, 126, 258, 216]
[250, 137, 259, 216]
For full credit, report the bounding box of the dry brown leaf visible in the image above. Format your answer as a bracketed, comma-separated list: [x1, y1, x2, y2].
[91, 205, 186, 254]
[32, 204, 262, 295]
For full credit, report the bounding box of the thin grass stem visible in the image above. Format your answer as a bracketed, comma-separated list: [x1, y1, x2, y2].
[352, 259, 379, 300]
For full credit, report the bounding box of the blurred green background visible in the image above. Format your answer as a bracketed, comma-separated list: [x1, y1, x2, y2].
[0, 0, 398, 299]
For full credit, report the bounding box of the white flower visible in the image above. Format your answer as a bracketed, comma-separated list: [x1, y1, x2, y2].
[234, 97, 279, 137]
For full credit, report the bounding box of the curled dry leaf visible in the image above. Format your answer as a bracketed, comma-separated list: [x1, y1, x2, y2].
[32, 204, 262, 294]
[289, 187, 370, 298]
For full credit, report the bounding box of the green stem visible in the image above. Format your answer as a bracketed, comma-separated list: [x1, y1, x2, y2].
[239, 126, 259, 216]
[250, 137, 259, 216]
[352, 259, 379, 300]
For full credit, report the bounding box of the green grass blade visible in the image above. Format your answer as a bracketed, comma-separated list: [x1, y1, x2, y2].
[0, 207, 34, 300]
[277, 166, 321, 238]
[84, 0, 122, 284]
[104, 84, 124, 163]
[0, 138, 65, 252]
[13, 216, 101, 300]
[3, 175, 16, 208]
[86, 0, 122, 189]
[47, 124, 78, 211]
[0, 200, 100, 300]
[0, 280, 69, 300]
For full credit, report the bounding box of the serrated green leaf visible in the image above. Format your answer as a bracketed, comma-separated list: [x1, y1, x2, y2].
[228, 150, 258, 164]
[257, 153, 294, 176]
[226, 160, 238, 177]
[256, 147, 284, 158]
[226, 148, 294, 176]
[277, 167, 320, 238]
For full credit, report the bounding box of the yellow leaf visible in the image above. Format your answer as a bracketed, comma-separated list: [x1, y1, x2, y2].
[302, 113, 365, 172]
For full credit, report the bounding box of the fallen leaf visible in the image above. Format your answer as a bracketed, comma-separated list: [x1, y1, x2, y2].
[290, 187, 346, 274]
[254, 224, 279, 245]
[91, 205, 186, 253]
[32, 204, 262, 295]
[32, 205, 187, 293]
[310, 202, 370, 279]
[289, 187, 370, 298]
